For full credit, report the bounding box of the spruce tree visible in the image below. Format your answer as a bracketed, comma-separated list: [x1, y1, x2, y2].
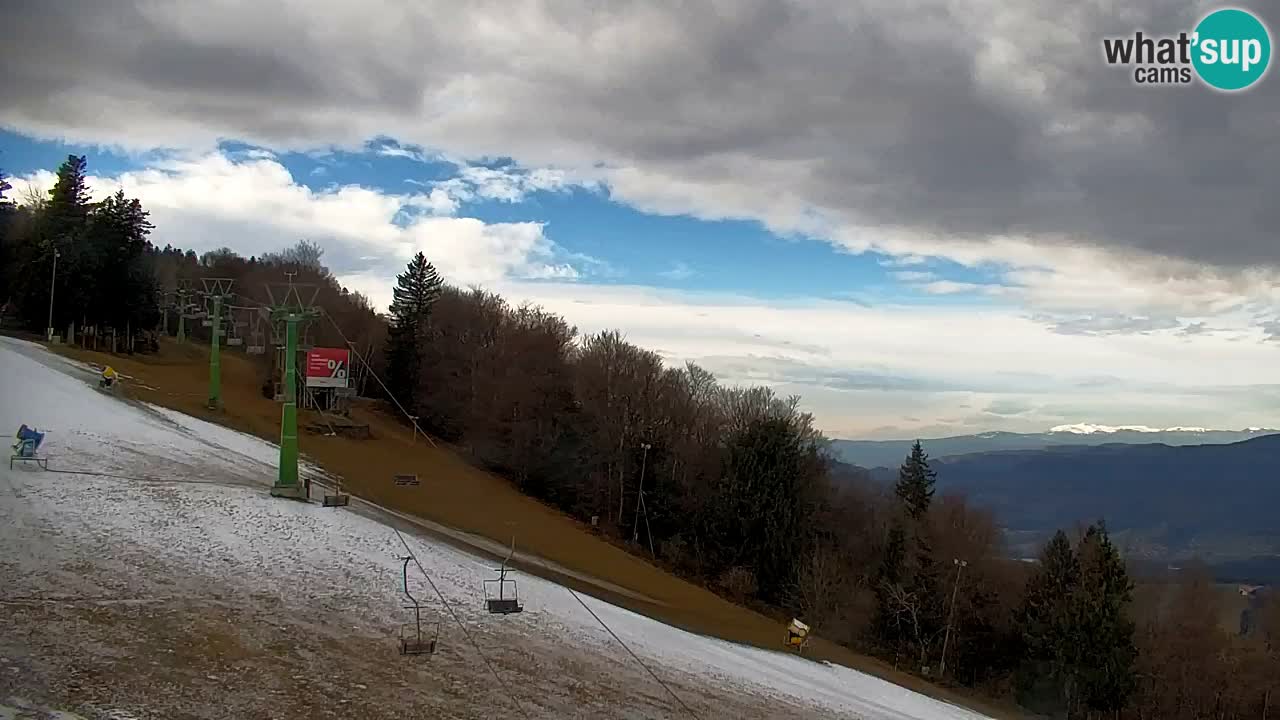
[88, 189, 156, 333]
[895, 440, 936, 520]
[17, 155, 93, 331]
[1074, 522, 1137, 715]
[1018, 530, 1080, 713]
[384, 252, 443, 415]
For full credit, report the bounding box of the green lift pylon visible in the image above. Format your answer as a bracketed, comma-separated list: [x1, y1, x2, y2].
[270, 307, 320, 500]
[272, 313, 303, 498]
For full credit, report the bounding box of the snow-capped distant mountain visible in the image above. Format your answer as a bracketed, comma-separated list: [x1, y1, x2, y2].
[832, 426, 1278, 469]
[1048, 423, 1216, 434]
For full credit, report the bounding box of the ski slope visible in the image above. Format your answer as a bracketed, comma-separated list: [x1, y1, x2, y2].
[0, 336, 993, 720]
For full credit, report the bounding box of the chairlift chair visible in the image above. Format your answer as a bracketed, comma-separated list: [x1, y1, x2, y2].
[322, 483, 350, 507]
[484, 538, 524, 615]
[11, 425, 48, 470]
[398, 557, 440, 656]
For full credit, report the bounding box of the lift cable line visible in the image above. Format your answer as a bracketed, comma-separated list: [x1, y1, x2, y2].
[320, 309, 438, 447]
[393, 529, 532, 720]
[563, 586, 702, 720]
[301, 289, 691, 716]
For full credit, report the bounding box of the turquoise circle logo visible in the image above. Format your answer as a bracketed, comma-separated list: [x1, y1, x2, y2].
[1192, 8, 1271, 91]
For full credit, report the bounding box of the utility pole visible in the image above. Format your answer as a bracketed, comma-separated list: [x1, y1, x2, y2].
[632, 442, 652, 545]
[939, 558, 968, 677]
[46, 247, 59, 342]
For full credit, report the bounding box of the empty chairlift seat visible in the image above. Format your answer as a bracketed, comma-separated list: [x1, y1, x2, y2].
[484, 537, 524, 615]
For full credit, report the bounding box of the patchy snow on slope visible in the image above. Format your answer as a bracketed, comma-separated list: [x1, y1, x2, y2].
[0, 337, 990, 720]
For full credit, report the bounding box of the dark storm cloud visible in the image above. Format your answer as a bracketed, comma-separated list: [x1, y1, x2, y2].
[1, 0, 1277, 270]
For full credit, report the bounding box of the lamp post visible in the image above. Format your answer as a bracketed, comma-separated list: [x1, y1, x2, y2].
[939, 557, 968, 677]
[632, 442, 652, 544]
[46, 248, 60, 342]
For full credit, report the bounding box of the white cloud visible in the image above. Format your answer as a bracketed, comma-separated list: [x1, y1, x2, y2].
[890, 270, 935, 283]
[658, 262, 696, 281]
[375, 144, 431, 163]
[482, 279, 1280, 438]
[429, 164, 588, 208]
[403, 186, 460, 216]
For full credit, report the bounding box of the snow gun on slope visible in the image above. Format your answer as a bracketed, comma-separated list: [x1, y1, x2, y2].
[11, 424, 48, 470]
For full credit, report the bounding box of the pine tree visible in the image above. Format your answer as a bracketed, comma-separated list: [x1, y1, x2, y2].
[1018, 530, 1080, 713]
[15, 155, 93, 331]
[44, 155, 91, 240]
[0, 168, 13, 307]
[895, 440, 936, 520]
[384, 252, 443, 415]
[1075, 522, 1137, 715]
[88, 189, 157, 333]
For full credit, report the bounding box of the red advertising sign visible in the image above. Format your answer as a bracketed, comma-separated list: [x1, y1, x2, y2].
[305, 348, 350, 388]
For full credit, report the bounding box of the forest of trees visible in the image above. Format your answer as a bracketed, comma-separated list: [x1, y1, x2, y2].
[2, 157, 1278, 718]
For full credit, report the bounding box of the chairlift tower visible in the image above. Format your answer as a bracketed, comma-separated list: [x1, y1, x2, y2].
[265, 278, 322, 500]
[175, 279, 196, 344]
[200, 278, 236, 410]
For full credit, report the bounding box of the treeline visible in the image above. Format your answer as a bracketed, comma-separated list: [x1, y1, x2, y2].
[378, 243, 1280, 717]
[0, 156, 160, 343]
[3, 158, 1278, 716]
[0, 156, 382, 368]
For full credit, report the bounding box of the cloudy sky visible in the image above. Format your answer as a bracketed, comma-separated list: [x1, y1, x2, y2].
[2, 0, 1278, 439]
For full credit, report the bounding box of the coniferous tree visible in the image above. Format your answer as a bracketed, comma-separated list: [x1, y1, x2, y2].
[15, 155, 93, 331]
[88, 189, 158, 336]
[873, 521, 908, 653]
[1074, 522, 1137, 715]
[0, 168, 14, 306]
[872, 441, 945, 670]
[384, 251, 443, 415]
[895, 440, 936, 520]
[1018, 530, 1080, 713]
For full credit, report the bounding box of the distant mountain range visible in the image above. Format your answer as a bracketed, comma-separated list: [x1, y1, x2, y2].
[848, 434, 1280, 580]
[831, 426, 1279, 469]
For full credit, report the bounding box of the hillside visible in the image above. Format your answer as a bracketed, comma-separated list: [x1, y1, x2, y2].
[34, 335, 1016, 719]
[0, 335, 992, 720]
[832, 428, 1278, 468]
[862, 438, 1280, 570]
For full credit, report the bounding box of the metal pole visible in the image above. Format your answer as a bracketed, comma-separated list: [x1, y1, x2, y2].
[271, 314, 305, 499]
[207, 295, 223, 410]
[633, 442, 651, 544]
[939, 558, 967, 677]
[177, 293, 187, 344]
[46, 249, 59, 342]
